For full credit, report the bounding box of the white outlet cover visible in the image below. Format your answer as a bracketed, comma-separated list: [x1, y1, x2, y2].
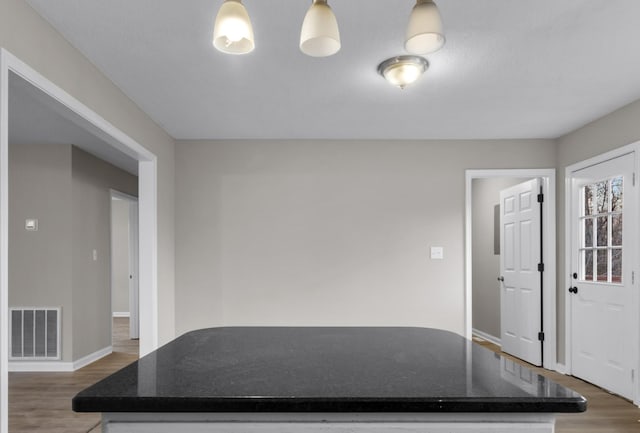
[430, 246, 444, 260]
[25, 219, 38, 231]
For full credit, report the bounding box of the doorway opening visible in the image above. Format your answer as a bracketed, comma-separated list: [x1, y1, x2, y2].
[0, 48, 158, 433]
[111, 190, 139, 356]
[465, 169, 557, 370]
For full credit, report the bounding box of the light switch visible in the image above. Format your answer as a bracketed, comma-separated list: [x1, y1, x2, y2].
[92, 249, 98, 261]
[430, 246, 444, 260]
[25, 219, 38, 231]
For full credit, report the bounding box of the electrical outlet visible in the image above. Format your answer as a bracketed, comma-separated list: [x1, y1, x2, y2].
[430, 246, 444, 260]
[25, 219, 38, 231]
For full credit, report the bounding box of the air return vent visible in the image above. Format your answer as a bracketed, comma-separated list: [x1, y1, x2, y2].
[10, 308, 60, 360]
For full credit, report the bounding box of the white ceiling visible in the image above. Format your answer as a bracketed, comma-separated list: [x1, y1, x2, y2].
[25, 0, 640, 140]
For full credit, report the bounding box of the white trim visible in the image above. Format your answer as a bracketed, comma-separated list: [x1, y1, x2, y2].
[113, 312, 131, 318]
[472, 328, 502, 347]
[8, 346, 112, 372]
[138, 160, 158, 355]
[9, 361, 73, 372]
[0, 48, 9, 433]
[110, 189, 138, 202]
[0, 48, 160, 433]
[4, 53, 154, 162]
[73, 345, 113, 370]
[465, 169, 557, 371]
[563, 141, 640, 406]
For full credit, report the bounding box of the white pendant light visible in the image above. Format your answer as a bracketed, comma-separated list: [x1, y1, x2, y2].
[378, 56, 429, 89]
[300, 0, 341, 57]
[213, 0, 255, 55]
[405, 0, 445, 55]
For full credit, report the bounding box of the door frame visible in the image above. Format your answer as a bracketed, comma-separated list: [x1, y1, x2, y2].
[0, 48, 159, 433]
[564, 141, 640, 405]
[110, 189, 140, 340]
[465, 169, 557, 370]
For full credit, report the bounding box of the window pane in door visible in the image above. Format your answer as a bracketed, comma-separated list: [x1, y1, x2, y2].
[597, 216, 608, 247]
[597, 249, 608, 282]
[612, 249, 622, 283]
[611, 176, 623, 211]
[583, 249, 593, 281]
[584, 185, 594, 215]
[612, 214, 622, 246]
[584, 218, 593, 247]
[596, 181, 608, 214]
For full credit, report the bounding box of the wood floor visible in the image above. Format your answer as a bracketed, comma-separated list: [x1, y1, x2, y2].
[8, 317, 138, 433]
[473, 337, 640, 432]
[8, 326, 640, 432]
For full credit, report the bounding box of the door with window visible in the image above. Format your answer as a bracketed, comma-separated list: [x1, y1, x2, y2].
[569, 153, 636, 400]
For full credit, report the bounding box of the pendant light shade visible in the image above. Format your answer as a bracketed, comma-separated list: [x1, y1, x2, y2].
[213, 0, 255, 55]
[378, 56, 429, 89]
[405, 0, 445, 55]
[300, 0, 341, 57]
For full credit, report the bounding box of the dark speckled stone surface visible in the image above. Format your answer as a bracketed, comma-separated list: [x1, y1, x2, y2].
[73, 327, 586, 413]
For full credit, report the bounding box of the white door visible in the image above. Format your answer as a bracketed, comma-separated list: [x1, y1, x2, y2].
[500, 178, 543, 366]
[129, 200, 140, 340]
[569, 153, 636, 400]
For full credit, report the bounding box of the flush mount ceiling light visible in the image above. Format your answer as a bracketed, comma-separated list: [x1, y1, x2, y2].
[405, 0, 445, 55]
[378, 55, 429, 89]
[300, 0, 341, 57]
[212, 0, 255, 54]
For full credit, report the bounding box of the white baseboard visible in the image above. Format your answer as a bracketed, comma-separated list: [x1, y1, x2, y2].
[9, 346, 112, 372]
[73, 346, 113, 370]
[113, 311, 130, 318]
[472, 328, 502, 346]
[9, 361, 74, 372]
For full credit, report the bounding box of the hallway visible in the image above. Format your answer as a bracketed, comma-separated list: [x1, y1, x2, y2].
[8, 317, 137, 433]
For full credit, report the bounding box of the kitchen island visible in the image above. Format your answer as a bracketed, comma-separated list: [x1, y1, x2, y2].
[73, 327, 586, 432]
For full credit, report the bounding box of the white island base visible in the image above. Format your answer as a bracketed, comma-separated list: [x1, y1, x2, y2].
[102, 412, 556, 433]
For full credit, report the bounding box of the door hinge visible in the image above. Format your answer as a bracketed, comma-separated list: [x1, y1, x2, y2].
[538, 332, 545, 342]
[632, 271, 635, 285]
[538, 263, 544, 272]
[537, 193, 544, 203]
[632, 369, 635, 382]
[633, 172, 636, 186]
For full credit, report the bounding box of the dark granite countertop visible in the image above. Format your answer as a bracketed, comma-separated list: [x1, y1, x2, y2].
[73, 327, 586, 413]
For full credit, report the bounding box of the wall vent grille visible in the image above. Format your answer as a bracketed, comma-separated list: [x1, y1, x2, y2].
[9, 307, 61, 360]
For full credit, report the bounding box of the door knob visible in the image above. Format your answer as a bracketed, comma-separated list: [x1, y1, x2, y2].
[497, 276, 504, 282]
[568, 287, 578, 294]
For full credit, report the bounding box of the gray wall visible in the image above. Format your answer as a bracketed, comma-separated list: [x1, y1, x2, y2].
[9, 143, 74, 361]
[0, 0, 176, 345]
[8, 144, 137, 362]
[555, 98, 640, 363]
[471, 177, 528, 339]
[4, 0, 639, 365]
[175, 139, 556, 336]
[71, 148, 137, 360]
[111, 198, 130, 314]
